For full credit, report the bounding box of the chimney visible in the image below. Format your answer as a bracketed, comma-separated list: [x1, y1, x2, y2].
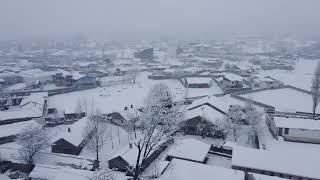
[129, 142, 133, 149]
[131, 104, 133, 108]
[68, 127, 71, 133]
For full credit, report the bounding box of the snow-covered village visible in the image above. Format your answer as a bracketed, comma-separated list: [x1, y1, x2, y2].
[0, 1, 320, 180]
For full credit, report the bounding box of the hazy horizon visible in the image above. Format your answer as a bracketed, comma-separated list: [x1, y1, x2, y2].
[1, 0, 320, 41]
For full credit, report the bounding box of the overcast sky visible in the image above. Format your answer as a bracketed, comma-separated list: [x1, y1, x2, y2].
[1, 0, 320, 41]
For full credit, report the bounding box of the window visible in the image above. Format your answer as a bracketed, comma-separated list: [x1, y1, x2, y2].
[284, 128, 289, 134]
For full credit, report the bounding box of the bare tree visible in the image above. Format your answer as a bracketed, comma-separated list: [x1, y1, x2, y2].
[224, 105, 243, 142]
[16, 124, 50, 164]
[311, 62, 320, 120]
[84, 112, 107, 168]
[132, 83, 182, 180]
[90, 169, 115, 180]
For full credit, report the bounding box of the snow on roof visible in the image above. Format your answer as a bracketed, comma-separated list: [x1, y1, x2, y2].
[55, 117, 89, 147]
[29, 164, 93, 180]
[55, 69, 86, 80]
[20, 92, 48, 106]
[166, 138, 211, 162]
[18, 68, 55, 78]
[232, 146, 320, 179]
[188, 95, 230, 113]
[0, 120, 40, 137]
[250, 173, 287, 180]
[185, 105, 225, 124]
[71, 72, 86, 80]
[6, 83, 28, 91]
[224, 73, 243, 81]
[185, 77, 212, 85]
[160, 159, 244, 180]
[0, 93, 47, 121]
[274, 117, 320, 130]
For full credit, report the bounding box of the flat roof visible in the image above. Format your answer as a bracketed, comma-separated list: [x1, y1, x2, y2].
[232, 146, 320, 179]
[161, 159, 244, 180]
[274, 117, 320, 130]
[166, 138, 211, 162]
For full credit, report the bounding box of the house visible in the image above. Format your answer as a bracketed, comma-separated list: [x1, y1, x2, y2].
[105, 112, 128, 126]
[53, 69, 96, 88]
[51, 117, 92, 155]
[108, 140, 168, 173]
[165, 138, 212, 163]
[232, 146, 320, 180]
[0, 92, 48, 125]
[220, 73, 244, 89]
[266, 115, 320, 143]
[248, 76, 284, 89]
[183, 104, 226, 136]
[183, 77, 213, 88]
[160, 159, 244, 180]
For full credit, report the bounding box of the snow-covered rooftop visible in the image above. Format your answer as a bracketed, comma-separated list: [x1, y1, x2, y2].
[160, 159, 244, 180]
[188, 95, 230, 113]
[223, 73, 244, 81]
[185, 77, 212, 85]
[274, 117, 320, 130]
[232, 146, 320, 179]
[185, 105, 225, 124]
[166, 138, 211, 162]
[6, 83, 28, 91]
[54, 117, 89, 147]
[29, 164, 93, 180]
[0, 120, 40, 138]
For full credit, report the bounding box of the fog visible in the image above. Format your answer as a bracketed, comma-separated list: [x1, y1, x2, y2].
[1, 0, 320, 40]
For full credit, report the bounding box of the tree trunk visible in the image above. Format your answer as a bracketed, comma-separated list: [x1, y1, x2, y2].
[133, 149, 142, 180]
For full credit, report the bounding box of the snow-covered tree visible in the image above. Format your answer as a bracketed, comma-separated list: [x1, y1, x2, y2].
[124, 109, 140, 139]
[132, 83, 182, 180]
[84, 112, 108, 167]
[224, 105, 243, 142]
[16, 124, 50, 164]
[244, 102, 263, 145]
[311, 62, 320, 120]
[90, 169, 114, 180]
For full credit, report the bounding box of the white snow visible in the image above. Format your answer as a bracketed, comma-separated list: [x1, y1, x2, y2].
[188, 95, 230, 113]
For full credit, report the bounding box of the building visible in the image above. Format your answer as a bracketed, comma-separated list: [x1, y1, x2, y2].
[232, 146, 320, 180]
[184, 77, 213, 88]
[220, 73, 244, 89]
[53, 69, 96, 88]
[160, 159, 244, 180]
[134, 48, 154, 61]
[266, 115, 320, 143]
[51, 117, 92, 155]
[0, 92, 48, 125]
[183, 104, 226, 136]
[165, 138, 212, 164]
